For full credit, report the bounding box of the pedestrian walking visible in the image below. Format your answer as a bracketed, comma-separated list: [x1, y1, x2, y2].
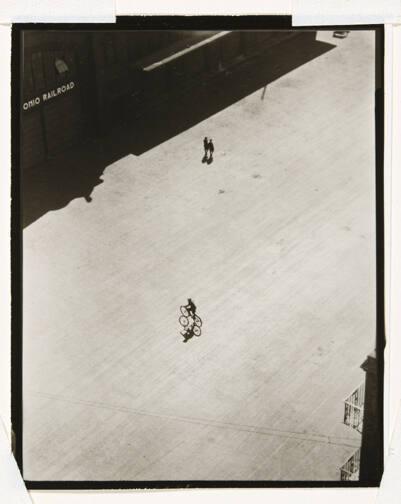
[202, 137, 209, 163]
[207, 138, 214, 163]
[203, 137, 209, 155]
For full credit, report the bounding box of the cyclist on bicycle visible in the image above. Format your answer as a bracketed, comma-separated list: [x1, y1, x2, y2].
[186, 298, 196, 317]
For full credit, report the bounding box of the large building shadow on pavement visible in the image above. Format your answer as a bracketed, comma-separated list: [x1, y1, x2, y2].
[22, 32, 335, 228]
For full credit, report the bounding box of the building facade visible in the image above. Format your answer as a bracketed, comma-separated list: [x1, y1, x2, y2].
[20, 29, 314, 169]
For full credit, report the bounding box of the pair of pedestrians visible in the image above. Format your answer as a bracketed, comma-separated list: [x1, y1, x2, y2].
[203, 137, 214, 164]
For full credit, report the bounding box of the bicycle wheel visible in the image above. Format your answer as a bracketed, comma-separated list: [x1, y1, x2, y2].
[179, 315, 189, 327]
[193, 326, 201, 336]
[180, 306, 189, 317]
[194, 315, 202, 327]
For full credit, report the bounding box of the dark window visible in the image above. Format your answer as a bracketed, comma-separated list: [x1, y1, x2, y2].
[23, 55, 34, 97]
[43, 51, 56, 87]
[31, 52, 45, 90]
[104, 40, 116, 65]
[114, 37, 128, 62]
[64, 50, 76, 74]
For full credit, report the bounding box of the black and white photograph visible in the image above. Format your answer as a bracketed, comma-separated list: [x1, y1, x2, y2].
[14, 21, 384, 486]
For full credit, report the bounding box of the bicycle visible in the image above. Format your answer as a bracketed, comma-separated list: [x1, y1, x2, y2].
[179, 305, 202, 327]
[179, 304, 202, 339]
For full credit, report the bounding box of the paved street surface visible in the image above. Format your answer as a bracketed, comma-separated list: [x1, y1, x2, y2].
[23, 31, 376, 481]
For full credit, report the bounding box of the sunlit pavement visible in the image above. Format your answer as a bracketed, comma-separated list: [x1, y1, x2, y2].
[23, 31, 376, 481]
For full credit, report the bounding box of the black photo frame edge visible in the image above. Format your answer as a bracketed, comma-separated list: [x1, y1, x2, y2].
[10, 15, 385, 490]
